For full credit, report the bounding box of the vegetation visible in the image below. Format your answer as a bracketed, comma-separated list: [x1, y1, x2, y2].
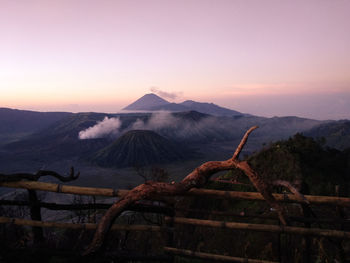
[222, 133, 350, 196]
[304, 120, 350, 150]
[195, 134, 350, 262]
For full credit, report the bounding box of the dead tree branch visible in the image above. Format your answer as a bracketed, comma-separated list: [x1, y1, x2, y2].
[211, 178, 251, 187]
[83, 125, 289, 255]
[273, 180, 310, 205]
[0, 167, 79, 183]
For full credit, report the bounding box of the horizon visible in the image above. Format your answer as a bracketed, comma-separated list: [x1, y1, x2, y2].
[1, 1, 350, 120]
[3, 91, 349, 121]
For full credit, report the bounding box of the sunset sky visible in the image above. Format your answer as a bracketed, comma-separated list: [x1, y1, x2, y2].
[1, 0, 349, 120]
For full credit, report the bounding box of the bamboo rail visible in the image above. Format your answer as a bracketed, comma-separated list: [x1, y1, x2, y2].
[176, 208, 350, 225]
[0, 181, 128, 197]
[0, 199, 173, 215]
[0, 216, 168, 232]
[164, 247, 279, 263]
[1, 181, 350, 206]
[3, 248, 172, 262]
[166, 217, 350, 239]
[187, 188, 350, 207]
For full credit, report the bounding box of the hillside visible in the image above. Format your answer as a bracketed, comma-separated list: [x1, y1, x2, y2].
[91, 130, 188, 167]
[224, 133, 350, 196]
[303, 120, 350, 150]
[2, 112, 112, 160]
[123, 93, 169, 110]
[179, 100, 242, 116]
[0, 108, 72, 145]
[0, 108, 72, 134]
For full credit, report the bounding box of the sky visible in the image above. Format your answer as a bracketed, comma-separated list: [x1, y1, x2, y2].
[0, 0, 349, 120]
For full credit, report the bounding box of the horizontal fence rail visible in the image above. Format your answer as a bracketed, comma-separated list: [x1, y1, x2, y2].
[0, 181, 128, 197]
[166, 217, 350, 239]
[164, 247, 279, 263]
[0, 216, 169, 232]
[0, 199, 173, 215]
[1, 181, 350, 207]
[176, 208, 350, 225]
[187, 188, 350, 207]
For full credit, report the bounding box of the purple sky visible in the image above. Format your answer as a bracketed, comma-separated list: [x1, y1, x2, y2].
[0, 0, 349, 119]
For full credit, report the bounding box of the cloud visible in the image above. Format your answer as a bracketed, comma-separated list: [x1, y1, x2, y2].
[78, 111, 238, 142]
[150, 86, 182, 100]
[131, 111, 178, 131]
[128, 111, 236, 141]
[79, 117, 122, 139]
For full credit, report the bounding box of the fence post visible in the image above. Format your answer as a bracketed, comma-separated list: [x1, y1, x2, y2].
[27, 189, 44, 246]
[165, 203, 175, 263]
[299, 181, 312, 263]
[335, 185, 346, 262]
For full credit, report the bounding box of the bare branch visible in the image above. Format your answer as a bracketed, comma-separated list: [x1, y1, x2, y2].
[235, 161, 288, 225]
[232, 126, 258, 160]
[210, 178, 251, 187]
[273, 180, 310, 205]
[36, 167, 80, 182]
[0, 167, 79, 183]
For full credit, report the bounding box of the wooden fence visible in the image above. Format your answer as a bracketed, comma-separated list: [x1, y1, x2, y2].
[0, 180, 349, 262]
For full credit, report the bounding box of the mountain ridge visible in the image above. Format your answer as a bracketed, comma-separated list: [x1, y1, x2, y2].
[123, 93, 243, 116]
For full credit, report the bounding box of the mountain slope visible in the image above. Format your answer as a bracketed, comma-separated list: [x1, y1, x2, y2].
[91, 130, 188, 167]
[179, 100, 242, 116]
[0, 108, 72, 145]
[0, 108, 72, 134]
[148, 103, 189, 112]
[304, 120, 350, 150]
[244, 134, 350, 196]
[2, 112, 112, 160]
[123, 93, 170, 110]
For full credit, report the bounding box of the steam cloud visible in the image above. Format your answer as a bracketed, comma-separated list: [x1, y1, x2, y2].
[79, 117, 121, 139]
[79, 111, 236, 142]
[132, 111, 178, 130]
[150, 86, 182, 100]
[129, 111, 233, 141]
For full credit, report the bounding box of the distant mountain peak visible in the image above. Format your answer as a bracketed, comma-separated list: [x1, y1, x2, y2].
[123, 93, 243, 116]
[123, 93, 170, 110]
[182, 100, 195, 104]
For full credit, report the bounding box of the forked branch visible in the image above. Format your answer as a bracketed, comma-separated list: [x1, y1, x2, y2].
[83, 126, 288, 255]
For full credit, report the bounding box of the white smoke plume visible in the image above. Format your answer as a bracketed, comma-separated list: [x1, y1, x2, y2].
[128, 111, 232, 141]
[150, 86, 182, 101]
[79, 117, 122, 139]
[131, 111, 178, 130]
[79, 111, 234, 142]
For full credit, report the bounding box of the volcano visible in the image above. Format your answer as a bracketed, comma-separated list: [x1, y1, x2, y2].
[123, 93, 243, 116]
[123, 93, 170, 111]
[91, 130, 187, 167]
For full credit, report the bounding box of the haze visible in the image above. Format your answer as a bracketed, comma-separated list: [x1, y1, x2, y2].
[1, 0, 349, 120]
